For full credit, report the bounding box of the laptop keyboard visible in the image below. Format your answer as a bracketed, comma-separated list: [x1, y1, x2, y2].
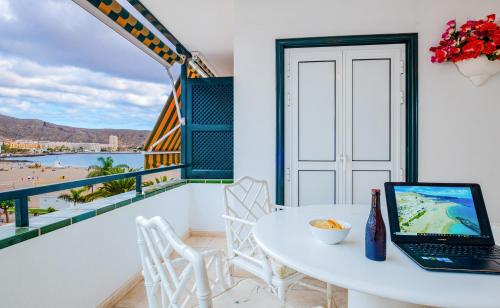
[406, 243, 500, 259]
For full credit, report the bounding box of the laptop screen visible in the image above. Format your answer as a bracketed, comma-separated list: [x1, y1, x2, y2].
[385, 183, 494, 245]
[394, 185, 481, 237]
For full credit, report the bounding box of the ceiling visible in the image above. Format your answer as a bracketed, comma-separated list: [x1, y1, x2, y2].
[140, 0, 234, 77]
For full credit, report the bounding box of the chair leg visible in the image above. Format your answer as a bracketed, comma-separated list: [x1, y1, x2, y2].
[277, 284, 287, 304]
[144, 281, 157, 308]
[327, 283, 334, 308]
[228, 264, 235, 287]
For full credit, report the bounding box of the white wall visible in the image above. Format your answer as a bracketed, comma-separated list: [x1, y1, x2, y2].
[189, 184, 226, 232]
[0, 184, 227, 308]
[234, 0, 500, 221]
[0, 186, 192, 308]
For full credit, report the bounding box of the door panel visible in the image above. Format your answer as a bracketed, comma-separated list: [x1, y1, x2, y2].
[285, 45, 404, 206]
[352, 59, 391, 161]
[287, 49, 342, 207]
[299, 170, 336, 206]
[344, 47, 403, 204]
[352, 170, 390, 206]
[298, 61, 336, 161]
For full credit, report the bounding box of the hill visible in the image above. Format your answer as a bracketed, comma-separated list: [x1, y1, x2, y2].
[0, 114, 149, 147]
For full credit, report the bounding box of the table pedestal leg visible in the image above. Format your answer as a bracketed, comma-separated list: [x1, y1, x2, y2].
[348, 289, 425, 308]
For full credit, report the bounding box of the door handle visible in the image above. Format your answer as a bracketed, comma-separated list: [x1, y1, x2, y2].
[340, 154, 348, 173]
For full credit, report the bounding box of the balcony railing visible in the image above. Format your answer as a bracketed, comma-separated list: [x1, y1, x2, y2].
[0, 164, 187, 227]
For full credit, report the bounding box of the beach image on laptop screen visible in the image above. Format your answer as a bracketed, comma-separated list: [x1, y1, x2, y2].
[394, 186, 481, 236]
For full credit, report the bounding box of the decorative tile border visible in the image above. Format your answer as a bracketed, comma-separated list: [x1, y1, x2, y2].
[187, 179, 234, 184]
[0, 179, 233, 250]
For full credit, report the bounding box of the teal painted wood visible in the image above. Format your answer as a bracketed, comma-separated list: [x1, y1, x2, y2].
[185, 77, 234, 179]
[15, 197, 29, 227]
[180, 63, 188, 179]
[275, 33, 419, 205]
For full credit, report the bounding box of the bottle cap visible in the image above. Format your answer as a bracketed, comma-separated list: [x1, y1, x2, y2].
[371, 188, 381, 194]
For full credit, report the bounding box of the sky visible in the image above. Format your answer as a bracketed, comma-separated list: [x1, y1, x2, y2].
[0, 0, 179, 130]
[395, 186, 473, 199]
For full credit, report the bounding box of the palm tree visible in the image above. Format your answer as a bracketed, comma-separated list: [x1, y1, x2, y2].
[58, 187, 89, 206]
[95, 178, 136, 197]
[85, 168, 137, 201]
[87, 157, 129, 178]
[155, 176, 169, 184]
[0, 199, 14, 223]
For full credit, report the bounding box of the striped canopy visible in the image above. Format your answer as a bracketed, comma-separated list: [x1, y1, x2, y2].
[73, 0, 185, 68]
[143, 63, 205, 169]
[72, 0, 215, 169]
[143, 78, 182, 169]
[191, 53, 216, 77]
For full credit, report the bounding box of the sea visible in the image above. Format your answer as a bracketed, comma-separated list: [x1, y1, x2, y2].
[424, 194, 481, 235]
[3, 153, 145, 169]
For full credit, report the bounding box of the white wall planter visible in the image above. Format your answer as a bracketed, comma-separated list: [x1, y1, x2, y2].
[455, 56, 500, 86]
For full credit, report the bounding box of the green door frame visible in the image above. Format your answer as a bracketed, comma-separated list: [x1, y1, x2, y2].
[275, 33, 418, 205]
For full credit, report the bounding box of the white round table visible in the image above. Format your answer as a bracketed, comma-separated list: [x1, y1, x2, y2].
[253, 204, 500, 308]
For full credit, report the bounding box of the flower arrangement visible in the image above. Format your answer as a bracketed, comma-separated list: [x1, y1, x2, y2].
[430, 14, 500, 63]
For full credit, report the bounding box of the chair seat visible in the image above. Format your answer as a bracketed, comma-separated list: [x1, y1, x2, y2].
[231, 254, 298, 281]
[211, 279, 289, 307]
[269, 259, 297, 279]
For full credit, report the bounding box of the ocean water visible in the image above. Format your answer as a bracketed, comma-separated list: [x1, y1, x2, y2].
[431, 196, 481, 235]
[5, 153, 144, 169]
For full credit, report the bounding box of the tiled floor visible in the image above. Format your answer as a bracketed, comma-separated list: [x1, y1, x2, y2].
[111, 236, 347, 308]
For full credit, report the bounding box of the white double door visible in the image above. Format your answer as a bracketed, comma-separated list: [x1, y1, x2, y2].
[285, 44, 406, 206]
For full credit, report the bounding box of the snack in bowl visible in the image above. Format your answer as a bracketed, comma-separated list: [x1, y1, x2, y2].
[313, 219, 344, 230]
[309, 218, 351, 245]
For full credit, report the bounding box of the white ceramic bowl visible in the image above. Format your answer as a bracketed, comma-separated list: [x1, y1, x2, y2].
[308, 219, 351, 245]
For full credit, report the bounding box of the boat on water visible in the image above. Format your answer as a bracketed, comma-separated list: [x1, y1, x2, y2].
[53, 161, 65, 169]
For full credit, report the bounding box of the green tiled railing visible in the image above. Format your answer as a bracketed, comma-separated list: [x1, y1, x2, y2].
[0, 178, 233, 250]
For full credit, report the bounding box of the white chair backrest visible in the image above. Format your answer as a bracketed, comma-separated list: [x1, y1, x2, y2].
[136, 216, 212, 308]
[223, 177, 272, 261]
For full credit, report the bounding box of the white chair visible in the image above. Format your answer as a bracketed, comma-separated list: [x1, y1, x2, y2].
[136, 216, 286, 308]
[223, 176, 332, 306]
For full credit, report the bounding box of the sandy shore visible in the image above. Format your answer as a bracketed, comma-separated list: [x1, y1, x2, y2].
[0, 162, 88, 192]
[0, 161, 89, 210]
[407, 201, 457, 234]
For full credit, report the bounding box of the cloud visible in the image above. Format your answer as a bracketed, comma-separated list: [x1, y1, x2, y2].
[0, 0, 182, 130]
[0, 0, 179, 83]
[0, 54, 171, 129]
[0, 0, 15, 22]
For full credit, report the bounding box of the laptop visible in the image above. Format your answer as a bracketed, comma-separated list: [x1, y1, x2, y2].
[385, 182, 500, 274]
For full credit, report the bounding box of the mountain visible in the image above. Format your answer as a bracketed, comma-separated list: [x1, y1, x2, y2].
[0, 114, 149, 147]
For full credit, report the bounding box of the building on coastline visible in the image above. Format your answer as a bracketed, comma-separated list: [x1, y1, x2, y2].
[2, 139, 43, 152]
[39, 141, 107, 152]
[109, 135, 119, 151]
[0, 139, 111, 153]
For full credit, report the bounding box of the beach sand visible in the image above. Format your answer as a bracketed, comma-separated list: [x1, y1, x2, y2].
[0, 161, 89, 191]
[406, 201, 457, 234]
[0, 161, 89, 209]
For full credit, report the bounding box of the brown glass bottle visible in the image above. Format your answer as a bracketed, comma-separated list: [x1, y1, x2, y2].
[365, 189, 386, 261]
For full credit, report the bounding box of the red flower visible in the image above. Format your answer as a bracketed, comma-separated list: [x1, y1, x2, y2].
[493, 30, 500, 45]
[463, 39, 484, 53]
[484, 41, 497, 55]
[434, 49, 448, 62]
[479, 22, 498, 32]
[430, 14, 500, 63]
